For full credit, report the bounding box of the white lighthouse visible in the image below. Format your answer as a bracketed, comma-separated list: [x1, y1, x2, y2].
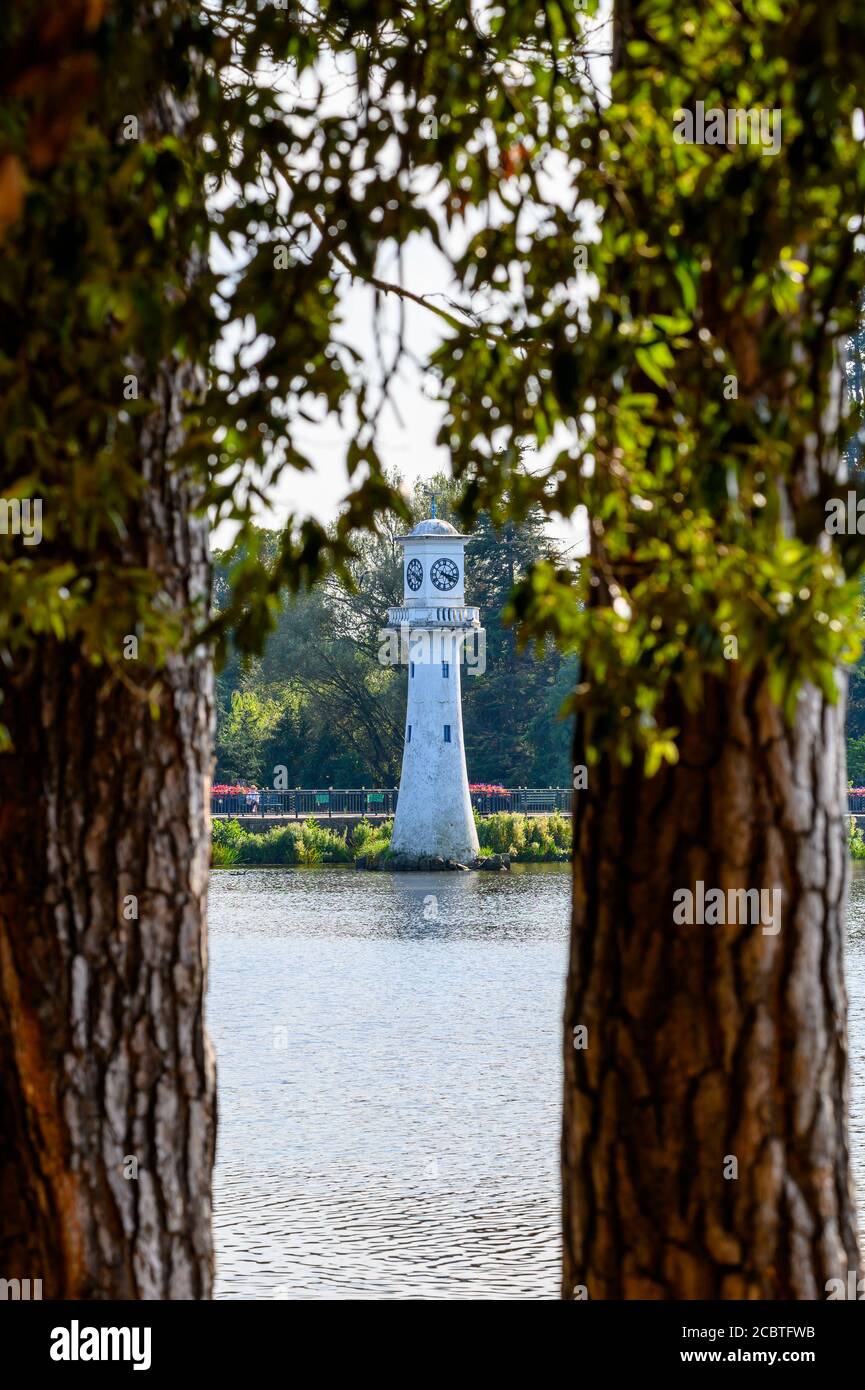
[387, 514, 482, 864]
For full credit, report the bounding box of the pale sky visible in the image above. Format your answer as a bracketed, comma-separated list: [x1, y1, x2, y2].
[212, 224, 588, 557]
[210, 17, 613, 561]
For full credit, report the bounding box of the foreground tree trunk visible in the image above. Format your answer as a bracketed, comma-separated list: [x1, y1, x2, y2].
[563, 667, 860, 1297]
[0, 371, 216, 1298]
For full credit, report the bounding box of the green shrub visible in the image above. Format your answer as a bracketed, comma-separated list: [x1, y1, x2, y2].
[351, 818, 393, 853]
[211, 813, 570, 866]
[251, 826, 299, 864]
[297, 837, 322, 866]
[212, 817, 250, 851]
[479, 812, 526, 856]
[350, 817, 392, 864]
[300, 818, 352, 863]
[476, 812, 571, 862]
[211, 811, 300, 856]
[849, 817, 865, 860]
[360, 842, 392, 867]
[546, 811, 571, 850]
[211, 841, 240, 867]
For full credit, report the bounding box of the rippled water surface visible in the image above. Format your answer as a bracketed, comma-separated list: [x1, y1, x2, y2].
[209, 864, 569, 1299]
[210, 862, 865, 1299]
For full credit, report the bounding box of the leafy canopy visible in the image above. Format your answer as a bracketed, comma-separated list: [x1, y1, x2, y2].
[3, 1, 865, 768]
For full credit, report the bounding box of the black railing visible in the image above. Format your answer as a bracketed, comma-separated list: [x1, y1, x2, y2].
[209, 789, 865, 819]
[211, 788, 399, 818]
[469, 788, 573, 814]
[211, 787, 575, 817]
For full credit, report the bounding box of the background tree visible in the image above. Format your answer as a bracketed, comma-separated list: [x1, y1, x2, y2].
[529, 0, 864, 1297]
[1, 0, 223, 1298]
[461, 506, 576, 783]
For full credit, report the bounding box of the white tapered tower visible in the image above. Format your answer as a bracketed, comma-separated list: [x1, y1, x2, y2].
[387, 515, 481, 863]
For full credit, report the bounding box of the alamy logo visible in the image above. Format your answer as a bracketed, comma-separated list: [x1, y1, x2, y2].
[0, 497, 42, 545]
[826, 1270, 865, 1300]
[50, 1320, 152, 1372]
[673, 101, 782, 157]
[825, 492, 865, 534]
[673, 881, 781, 936]
[378, 625, 486, 675]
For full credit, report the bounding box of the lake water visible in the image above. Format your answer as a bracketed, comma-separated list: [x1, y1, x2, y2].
[209, 862, 865, 1299]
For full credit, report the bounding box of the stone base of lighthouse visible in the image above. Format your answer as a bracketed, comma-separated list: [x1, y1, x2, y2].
[388, 624, 480, 865]
[359, 850, 510, 873]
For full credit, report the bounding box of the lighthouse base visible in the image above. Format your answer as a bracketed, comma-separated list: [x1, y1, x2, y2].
[389, 779, 479, 866]
[356, 851, 510, 873]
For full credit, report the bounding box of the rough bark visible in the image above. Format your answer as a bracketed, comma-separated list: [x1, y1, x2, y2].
[0, 364, 216, 1298]
[562, 667, 860, 1298]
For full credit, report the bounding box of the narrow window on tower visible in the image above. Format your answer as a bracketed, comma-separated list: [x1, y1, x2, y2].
[443, 725, 451, 743]
[442, 661, 449, 678]
[410, 661, 415, 678]
[407, 726, 412, 742]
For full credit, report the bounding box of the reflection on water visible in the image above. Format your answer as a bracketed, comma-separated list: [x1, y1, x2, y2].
[210, 863, 865, 1299]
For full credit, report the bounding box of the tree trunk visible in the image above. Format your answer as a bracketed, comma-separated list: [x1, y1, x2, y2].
[563, 666, 860, 1297]
[0, 367, 216, 1298]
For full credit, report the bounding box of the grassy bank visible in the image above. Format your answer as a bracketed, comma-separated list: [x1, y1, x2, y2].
[211, 811, 572, 867]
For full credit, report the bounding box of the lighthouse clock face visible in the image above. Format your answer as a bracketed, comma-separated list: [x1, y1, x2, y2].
[431, 557, 459, 591]
[406, 557, 423, 591]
